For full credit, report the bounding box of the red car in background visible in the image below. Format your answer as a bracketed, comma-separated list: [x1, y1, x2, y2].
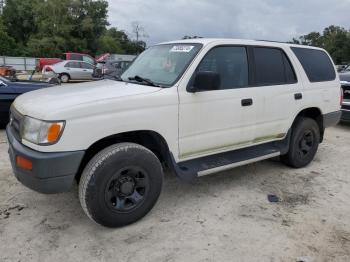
[38, 52, 95, 71]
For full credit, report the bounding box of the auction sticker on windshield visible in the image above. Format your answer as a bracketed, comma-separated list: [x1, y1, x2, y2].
[170, 45, 195, 52]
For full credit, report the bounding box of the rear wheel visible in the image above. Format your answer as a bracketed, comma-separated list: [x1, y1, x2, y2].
[59, 73, 70, 83]
[79, 143, 163, 228]
[281, 117, 320, 168]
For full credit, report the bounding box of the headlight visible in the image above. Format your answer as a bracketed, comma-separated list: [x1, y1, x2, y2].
[21, 116, 65, 145]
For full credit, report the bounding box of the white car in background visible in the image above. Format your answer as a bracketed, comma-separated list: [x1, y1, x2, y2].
[42, 60, 95, 83]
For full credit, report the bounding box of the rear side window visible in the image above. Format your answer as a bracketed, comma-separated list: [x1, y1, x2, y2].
[291, 47, 336, 82]
[253, 47, 297, 86]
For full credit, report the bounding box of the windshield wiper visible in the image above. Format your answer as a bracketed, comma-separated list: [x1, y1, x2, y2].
[128, 75, 161, 87]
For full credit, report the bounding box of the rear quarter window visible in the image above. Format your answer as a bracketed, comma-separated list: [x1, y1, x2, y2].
[291, 47, 336, 82]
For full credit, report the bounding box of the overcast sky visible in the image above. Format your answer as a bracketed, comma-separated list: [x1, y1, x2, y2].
[108, 0, 350, 45]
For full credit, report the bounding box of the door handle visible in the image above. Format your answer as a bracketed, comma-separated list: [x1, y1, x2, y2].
[241, 98, 253, 107]
[294, 93, 302, 100]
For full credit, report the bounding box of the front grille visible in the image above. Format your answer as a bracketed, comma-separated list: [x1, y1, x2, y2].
[342, 85, 350, 100]
[9, 107, 23, 141]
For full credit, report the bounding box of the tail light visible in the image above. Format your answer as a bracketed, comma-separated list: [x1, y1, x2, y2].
[340, 87, 344, 106]
[45, 66, 53, 72]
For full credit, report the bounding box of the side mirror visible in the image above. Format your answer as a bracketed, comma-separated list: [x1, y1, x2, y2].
[188, 71, 220, 93]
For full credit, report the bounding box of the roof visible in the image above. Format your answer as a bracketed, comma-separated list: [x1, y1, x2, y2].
[158, 38, 324, 50]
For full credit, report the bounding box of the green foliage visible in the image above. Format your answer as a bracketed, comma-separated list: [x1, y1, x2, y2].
[291, 25, 350, 64]
[0, 0, 145, 57]
[0, 17, 17, 55]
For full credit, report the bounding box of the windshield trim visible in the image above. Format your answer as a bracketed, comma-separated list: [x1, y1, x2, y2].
[121, 43, 203, 88]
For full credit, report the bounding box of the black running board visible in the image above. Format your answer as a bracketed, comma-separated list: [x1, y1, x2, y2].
[169, 131, 290, 182]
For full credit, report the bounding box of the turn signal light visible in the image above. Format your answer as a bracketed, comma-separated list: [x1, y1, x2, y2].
[47, 123, 62, 143]
[16, 156, 33, 171]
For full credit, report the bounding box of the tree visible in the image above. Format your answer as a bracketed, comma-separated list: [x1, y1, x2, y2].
[2, 0, 37, 45]
[291, 25, 350, 64]
[96, 27, 146, 55]
[0, 17, 16, 55]
[0, 0, 147, 57]
[97, 28, 124, 54]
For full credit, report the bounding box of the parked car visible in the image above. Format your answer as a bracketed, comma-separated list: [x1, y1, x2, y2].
[0, 66, 16, 77]
[95, 60, 133, 78]
[339, 66, 350, 82]
[0, 76, 57, 127]
[38, 52, 95, 71]
[7, 39, 341, 228]
[42, 60, 95, 83]
[336, 64, 348, 72]
[341, 81, 350, 122]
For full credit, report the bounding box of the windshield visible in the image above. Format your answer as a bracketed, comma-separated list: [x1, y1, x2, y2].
[121, 43, 202, 87]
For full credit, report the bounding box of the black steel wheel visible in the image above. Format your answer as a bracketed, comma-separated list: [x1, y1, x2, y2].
[79, 143, 163, 228]
[281, 117, 320, 168]
[104, 167, 150, 213]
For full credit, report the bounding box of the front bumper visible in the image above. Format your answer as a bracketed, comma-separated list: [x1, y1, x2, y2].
[6, 125, 85, 194]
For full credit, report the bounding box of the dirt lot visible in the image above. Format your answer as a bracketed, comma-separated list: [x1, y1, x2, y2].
[0, 125, 350, 262]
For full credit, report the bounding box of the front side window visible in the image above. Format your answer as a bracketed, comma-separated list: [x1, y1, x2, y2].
[291, 47, 336, 82]
[81, 62, 94, 69]
[196, 46, 249, 90]
[253, 47, 297, 86]
[83, 56, 95, 65]
[121, 43, 202, 87]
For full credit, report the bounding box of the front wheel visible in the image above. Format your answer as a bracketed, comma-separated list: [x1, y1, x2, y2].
[79, 143, 163, 227]
[59, 73, 70, 83]
[281, 117, 320, 168]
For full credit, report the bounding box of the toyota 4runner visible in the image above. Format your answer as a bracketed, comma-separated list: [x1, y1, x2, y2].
[6, 39, 342, 227]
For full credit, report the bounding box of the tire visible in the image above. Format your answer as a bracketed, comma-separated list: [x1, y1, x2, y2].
[59, 73, 70, 83]
[79, 143, 163, 228]
[281, 117, 320, 168]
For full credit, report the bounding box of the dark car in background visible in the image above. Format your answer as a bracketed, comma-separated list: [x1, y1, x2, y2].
[341, 81, 350, 122]
[0, 76, 57, 127]
[95, 60, 133, 79]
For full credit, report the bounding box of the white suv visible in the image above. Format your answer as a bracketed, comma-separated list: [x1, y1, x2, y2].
[7, 39, 341, 227]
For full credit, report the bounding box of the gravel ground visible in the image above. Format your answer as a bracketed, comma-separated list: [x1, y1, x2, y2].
[0, 125, 350, 262]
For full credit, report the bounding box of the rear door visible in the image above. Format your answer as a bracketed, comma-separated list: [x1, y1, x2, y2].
[249, 46, 300, 141]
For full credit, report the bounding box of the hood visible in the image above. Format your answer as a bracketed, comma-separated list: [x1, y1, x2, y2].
[13, 79, 161, 119]
[10, 80, 53, 92]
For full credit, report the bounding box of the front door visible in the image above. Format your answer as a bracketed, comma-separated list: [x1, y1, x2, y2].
[80, 62, 94, 80]
[178, 46, 262, 160]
